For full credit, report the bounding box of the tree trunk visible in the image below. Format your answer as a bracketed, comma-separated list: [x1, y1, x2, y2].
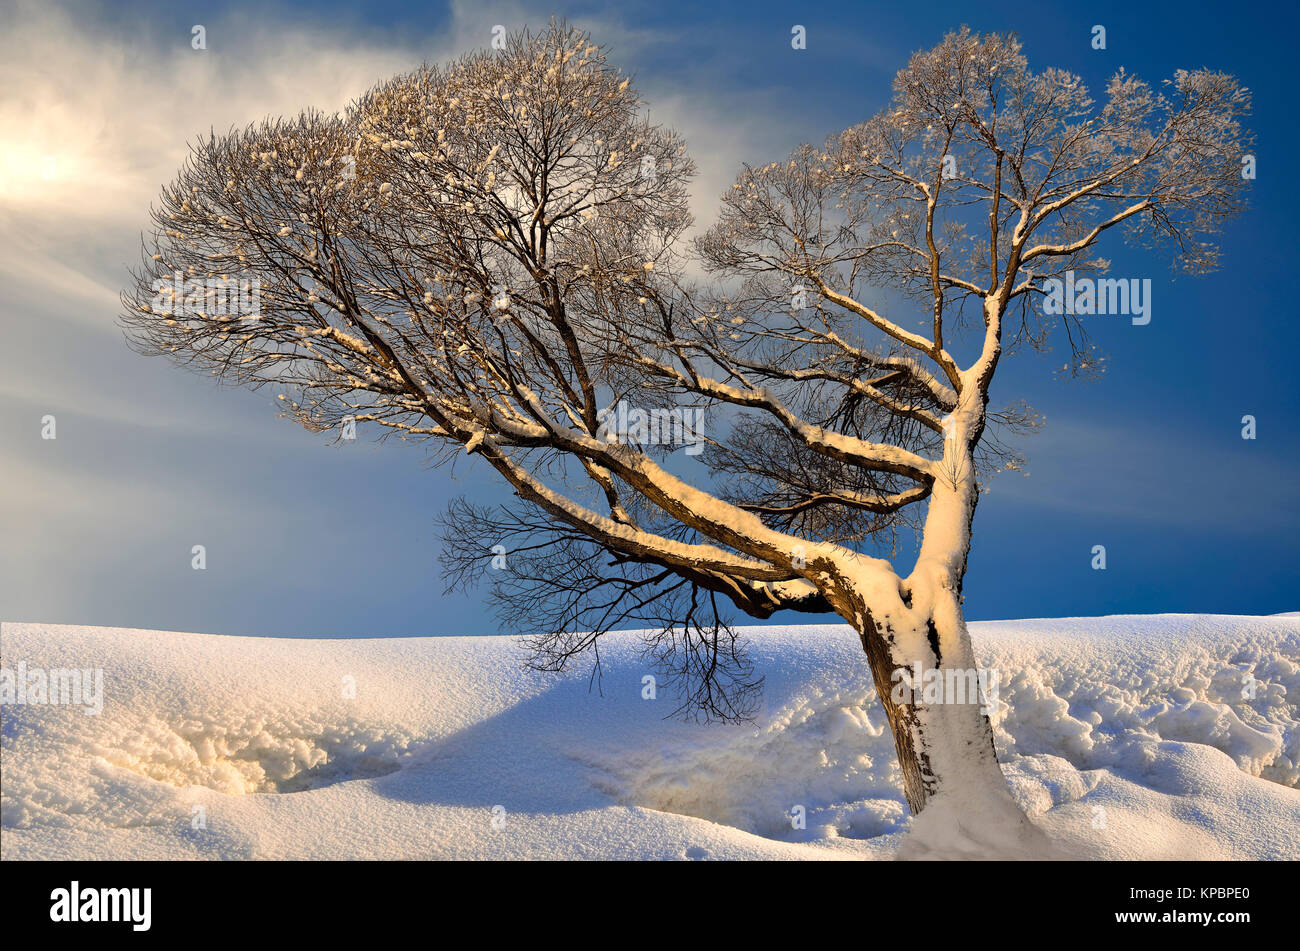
[853, 587, 1004, 814]
[831, 558, 1049, 855]
[826, 407, 1052, 855]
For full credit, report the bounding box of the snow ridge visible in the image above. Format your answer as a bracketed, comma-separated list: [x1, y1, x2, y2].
[1, 614, 1296, 860]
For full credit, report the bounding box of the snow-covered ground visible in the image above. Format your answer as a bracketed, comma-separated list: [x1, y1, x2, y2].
[1, 614, 1296, 860]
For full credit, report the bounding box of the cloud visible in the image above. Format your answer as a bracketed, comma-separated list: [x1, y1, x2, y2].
[0, 1, 426, 221]
[0, 0, 806, 633]
[983, 416, 1299, 534]
[0, 0, 804, 436]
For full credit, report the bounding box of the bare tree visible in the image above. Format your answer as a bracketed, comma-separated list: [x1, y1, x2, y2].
[122, 23, 1252, 831]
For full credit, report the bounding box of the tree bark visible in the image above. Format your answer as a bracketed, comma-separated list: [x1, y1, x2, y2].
[830, 397, 1024, 820]
[854, 592, 1002, 814]
[812, 381, 1057, 854]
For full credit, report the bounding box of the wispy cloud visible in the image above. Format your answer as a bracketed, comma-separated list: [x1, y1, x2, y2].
[984, 416, 1299, 533]
[0, 0, 800, 632]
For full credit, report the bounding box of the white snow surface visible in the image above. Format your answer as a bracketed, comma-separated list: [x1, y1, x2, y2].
[1, 614, 1296, 860]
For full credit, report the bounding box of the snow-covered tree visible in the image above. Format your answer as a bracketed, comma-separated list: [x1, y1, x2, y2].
[122, 23, 1252, 838]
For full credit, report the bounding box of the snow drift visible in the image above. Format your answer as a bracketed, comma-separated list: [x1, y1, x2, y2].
[1, 614, 1296, 860]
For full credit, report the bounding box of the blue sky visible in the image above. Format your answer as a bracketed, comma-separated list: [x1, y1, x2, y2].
[1, 0, 1296, 636]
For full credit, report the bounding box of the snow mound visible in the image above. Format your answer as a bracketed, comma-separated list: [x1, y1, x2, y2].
[1, 615, 1296, 860]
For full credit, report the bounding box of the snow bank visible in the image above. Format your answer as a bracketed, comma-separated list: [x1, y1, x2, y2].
[1, 614, 1296, 860]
